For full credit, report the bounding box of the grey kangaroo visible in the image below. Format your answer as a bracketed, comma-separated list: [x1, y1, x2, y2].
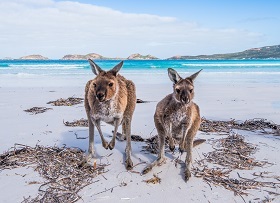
[84, 60, 136, 170]
[142, 68, 203, 181]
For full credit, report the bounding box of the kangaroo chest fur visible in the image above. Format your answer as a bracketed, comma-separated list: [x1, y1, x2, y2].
[165, 107, 188, 126]
[91, 99, 123, 125]
[161, 100, 193, 140]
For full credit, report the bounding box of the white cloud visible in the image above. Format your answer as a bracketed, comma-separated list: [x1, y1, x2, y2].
[0, 0, 264, 58]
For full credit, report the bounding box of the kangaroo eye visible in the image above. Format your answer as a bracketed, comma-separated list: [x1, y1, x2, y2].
[93, 83, 96, 87]
[189, 89, 193, 93]
[176, 88, 180, 93]
[109, 83, 113, 87]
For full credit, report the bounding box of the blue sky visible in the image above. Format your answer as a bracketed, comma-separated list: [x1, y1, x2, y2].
[0, 0, 279, 58]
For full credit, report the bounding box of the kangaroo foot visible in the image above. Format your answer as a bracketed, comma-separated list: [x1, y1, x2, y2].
[169, 144, 175, 152]
[125, 158, 133, 170]
[169, 138, 175, 152]
[108, 140, 115, 150]
[179, 141, 186, 153]
[102, 141, 109, 149]
[87, 148, 96, 159]
[185, 169, 191, 182]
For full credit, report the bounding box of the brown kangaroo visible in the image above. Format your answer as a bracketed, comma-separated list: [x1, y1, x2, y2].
[142, 68, 203, 181]
[84, 59, 136, 170]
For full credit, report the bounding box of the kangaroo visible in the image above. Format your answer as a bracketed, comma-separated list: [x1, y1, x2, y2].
[142, 68, 203, 181]
[84, 59, 136, 170]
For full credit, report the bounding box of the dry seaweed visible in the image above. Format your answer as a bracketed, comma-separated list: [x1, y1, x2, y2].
[195, 117, 280, 197]
[47, 97, 84, 106]
[24, 107, 52, 115]
[143, 174, 161, 184]
[65, 117, 280, 136]
[203, 133, 267, 170]
[142, 135, 173, 154]
[142, 136, 206, 154]
[192, 166, 279, 197]
[136, 99, 150, 103]
[113, 131, 145, 142]
[63, 118, 89, 127]
[200, 117, 280, 135]
[192, 133, 279, 199]
[0, 144, 106, 203]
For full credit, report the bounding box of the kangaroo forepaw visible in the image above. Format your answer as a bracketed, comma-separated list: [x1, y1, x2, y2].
[125, 158, 133, 170]
[185, 169, 191, 182]
[108, 140, 115, 150]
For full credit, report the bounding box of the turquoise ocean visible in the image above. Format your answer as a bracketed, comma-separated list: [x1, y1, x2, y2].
[1, 59, 280, 86]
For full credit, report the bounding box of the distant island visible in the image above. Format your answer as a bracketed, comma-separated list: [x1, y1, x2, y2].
[3, 44, 280, 60]
[61, 53, 111, 60]
[127, 53, 158, 60]
[19, 54, 49, 60]
[168, 45, 280, 60]
[61, 53, 158, 60]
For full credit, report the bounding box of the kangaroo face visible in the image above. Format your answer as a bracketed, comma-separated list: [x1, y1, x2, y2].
[173, 79, 194, 104]
[88, 59, 123, 102]
[91, 72, 118, 102]
[168, 68, 202, 105]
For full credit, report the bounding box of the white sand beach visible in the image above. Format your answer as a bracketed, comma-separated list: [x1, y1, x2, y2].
[0, 71, 280, 203]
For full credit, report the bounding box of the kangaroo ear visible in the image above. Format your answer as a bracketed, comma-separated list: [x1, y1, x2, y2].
[110, 61, 123, 76]
[88, 59, 103, 75]
[188, 69, 202, 82]
[168, 68, 182, 84]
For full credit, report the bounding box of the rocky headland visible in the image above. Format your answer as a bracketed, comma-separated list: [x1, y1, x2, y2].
[168, 45, 280, 60]
[19, 55, 49, 60]
[127, 53, 158, 60]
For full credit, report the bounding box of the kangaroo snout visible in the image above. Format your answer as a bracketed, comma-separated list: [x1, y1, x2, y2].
[96, 92, 105, 101]
[181, 97, 189, 104]
[180, 91, 190, 104]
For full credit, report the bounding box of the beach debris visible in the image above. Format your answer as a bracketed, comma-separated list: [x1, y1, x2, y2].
[47, 97, 84, 106]
[143, 174, 161, 184]
[64, 116, 280, 133]
[114, 131, 145, 142]
[192, 133, 279, 199]
[63, 118, 88, 127]
[24, 107, 52, 115]
[136, 99, 150, 103]
[139, 116, 280, 198]
[142, 136, 205, 154]
[131, 135, 145, 142]
[192, 165, 280, 197]
[204, 133, 267, 170]
[200, 117, 280, 135]
[0, 144, 106, 202]
[196, 118, 280, 198]
[142, 135, 170, 154]
[91, 182, 127, 197]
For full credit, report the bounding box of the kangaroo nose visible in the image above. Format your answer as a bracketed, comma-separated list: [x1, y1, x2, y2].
[181, 96, 189, 104]
[97, 93, 105, 100]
